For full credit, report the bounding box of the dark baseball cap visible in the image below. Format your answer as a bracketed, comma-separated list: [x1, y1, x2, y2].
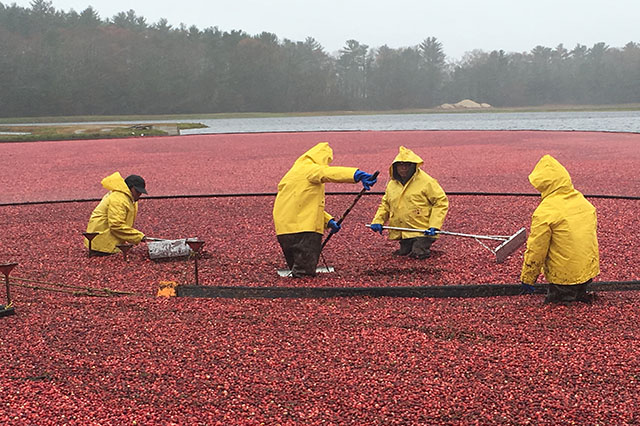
[124, 174, 148, 194]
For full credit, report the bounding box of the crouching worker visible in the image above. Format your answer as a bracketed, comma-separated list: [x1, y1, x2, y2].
[273, 142, 377, 278]
[369, 146, 448, 259]
[520, 155, 599, 304]
[85, 172, 147, 256]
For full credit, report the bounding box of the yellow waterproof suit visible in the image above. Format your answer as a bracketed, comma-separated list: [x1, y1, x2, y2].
[85, 172, 145, 253]
[273, 142, 357, 235]
[372, 146, 448, 240]
[520, 155, 599, 285]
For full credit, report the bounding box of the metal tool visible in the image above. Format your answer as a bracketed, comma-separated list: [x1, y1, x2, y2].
[185, 240, 205, 285]
[366, 224, 527, 263]
[276, 266, 335, 277]
[0, 262, 17, 317]
[320, 170, 380, 252]
[82, 232, 99, 257]
[146, 237, 196, 260]
[116, 243, 133, 262]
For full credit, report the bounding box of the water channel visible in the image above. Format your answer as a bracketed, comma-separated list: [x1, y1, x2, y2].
[181, 110, 640, 134]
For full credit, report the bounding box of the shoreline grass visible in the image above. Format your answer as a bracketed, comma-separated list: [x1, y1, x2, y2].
[0, 123, 206, 143]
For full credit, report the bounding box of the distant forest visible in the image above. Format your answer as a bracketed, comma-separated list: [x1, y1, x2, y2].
[1, 1, 639, 118]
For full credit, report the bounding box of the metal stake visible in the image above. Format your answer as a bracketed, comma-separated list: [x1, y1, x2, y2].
[0, 262, 18, 306]
[186, 240, 205, 285]
[83, 232, 99, 257]
[116, 244, 133, 262]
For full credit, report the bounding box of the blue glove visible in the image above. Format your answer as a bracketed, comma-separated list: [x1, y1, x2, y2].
[424, 227, 438, 236]
[370, 224, 383, 234]
[520, 283, 536, 295]
[353, 170, 377, 191]
[328, 219, 341, 234]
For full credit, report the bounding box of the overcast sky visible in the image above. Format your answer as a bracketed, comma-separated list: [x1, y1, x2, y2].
[8, 0, 639, 60]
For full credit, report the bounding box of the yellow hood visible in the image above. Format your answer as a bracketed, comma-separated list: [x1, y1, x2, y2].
[528, 155, 574, 199]
[294, 142, 333, 167]
[389, 146, 424, 177]
[101, 171, 133, 199]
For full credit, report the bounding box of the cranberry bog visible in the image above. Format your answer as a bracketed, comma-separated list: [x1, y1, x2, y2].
[1, 131, 640, 424]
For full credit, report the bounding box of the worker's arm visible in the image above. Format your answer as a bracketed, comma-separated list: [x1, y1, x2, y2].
[520, 209, 551, 285]
[107, 193, 145, 244]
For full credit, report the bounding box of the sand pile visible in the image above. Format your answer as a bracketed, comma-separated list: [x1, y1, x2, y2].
[439, 99, 491, 109]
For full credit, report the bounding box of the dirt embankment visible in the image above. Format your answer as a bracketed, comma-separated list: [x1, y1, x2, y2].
[439, 99, 492, 109]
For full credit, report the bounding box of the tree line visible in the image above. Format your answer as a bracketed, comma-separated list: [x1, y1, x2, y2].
[1, 0, 639, 118]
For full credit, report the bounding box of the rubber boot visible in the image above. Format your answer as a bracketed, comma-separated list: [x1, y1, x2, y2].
[408, 237, 435, 259]
[575, 282, 595, 304]
[393, 239, 413, 256]
[277, 232, 322, 277]
[545, 282, 593, 304]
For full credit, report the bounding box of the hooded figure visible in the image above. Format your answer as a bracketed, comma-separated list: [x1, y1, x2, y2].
[520, 155, 599, 304]
[273, 142, 377, 277]
[370, 146, 448, 259]
[85, 172, 146, 255]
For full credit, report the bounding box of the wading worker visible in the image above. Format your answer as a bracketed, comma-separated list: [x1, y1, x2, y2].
[84, 172, 147, 255]
[369, 146, 448, 259]
[520, 154, 599, 304]
[273, 142, 377, 278]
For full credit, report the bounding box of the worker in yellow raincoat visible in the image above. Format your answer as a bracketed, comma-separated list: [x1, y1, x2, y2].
[369, 146, 448, 259]
[273, 142, 377, 278]
[85, 172, 147, 255]
[520, 155, 600, 304]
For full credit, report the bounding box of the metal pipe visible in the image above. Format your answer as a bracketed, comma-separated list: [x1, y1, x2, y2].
[194, 256, 199, 285]
[366, 224, 509, 241]
[0, 263, 18, 306]
[4, 274, 10, 305]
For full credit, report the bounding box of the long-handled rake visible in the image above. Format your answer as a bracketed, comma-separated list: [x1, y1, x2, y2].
[366, 224, 527, 263]
[277, 171, 380, 277]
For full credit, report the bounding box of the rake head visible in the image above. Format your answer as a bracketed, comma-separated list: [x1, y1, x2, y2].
[493, 227, 527, 263]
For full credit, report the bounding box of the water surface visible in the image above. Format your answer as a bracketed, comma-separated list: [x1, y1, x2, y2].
[183, 110, 640, 134]
[4, 110, 639, 134]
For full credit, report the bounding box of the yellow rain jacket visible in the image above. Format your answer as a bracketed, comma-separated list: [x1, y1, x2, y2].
[273, 142, 358, 235]
[85, 172, 145, 253]
[372, 146, 448, 240]
[520, 155, 599, 285]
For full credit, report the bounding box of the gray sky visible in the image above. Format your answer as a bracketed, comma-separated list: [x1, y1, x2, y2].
[9, 0, 639, 60]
